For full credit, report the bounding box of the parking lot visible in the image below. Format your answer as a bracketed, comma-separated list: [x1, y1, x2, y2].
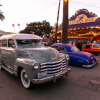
[0, 55, 100, 100]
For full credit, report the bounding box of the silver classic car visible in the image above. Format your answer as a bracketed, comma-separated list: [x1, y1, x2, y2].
[0, 34, 71, 89]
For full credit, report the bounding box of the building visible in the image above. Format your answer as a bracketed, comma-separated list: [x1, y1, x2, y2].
[51, 9, 100, 41]
[0, 30, 16, 36]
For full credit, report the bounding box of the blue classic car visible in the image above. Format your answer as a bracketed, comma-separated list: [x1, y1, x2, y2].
[51, 43, 98, 68]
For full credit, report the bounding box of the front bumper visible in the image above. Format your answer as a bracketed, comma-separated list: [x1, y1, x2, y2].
[32, 67, 71, 84]
[82, 59, 98, 68]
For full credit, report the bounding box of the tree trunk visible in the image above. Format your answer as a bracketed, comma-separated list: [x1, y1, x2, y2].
[62, 0, 68, 43]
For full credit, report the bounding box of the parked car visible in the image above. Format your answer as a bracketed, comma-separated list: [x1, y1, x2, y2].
[82, 44, 100, 56]
[0, 34, 71, 89]
[51, 43, 98, 68]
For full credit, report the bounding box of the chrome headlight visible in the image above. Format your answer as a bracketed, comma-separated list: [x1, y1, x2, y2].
[32, 62, 39, 69]
[66, 54, 69, 60]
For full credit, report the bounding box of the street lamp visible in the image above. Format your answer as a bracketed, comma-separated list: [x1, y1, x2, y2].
[62, 0, 69, 43]
[55, 0, 61, 43]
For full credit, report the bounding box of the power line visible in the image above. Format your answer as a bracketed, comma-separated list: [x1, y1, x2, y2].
[2, 1, 59, 24]
[70, 0, 100, 8]
[2, 0, 100, 25]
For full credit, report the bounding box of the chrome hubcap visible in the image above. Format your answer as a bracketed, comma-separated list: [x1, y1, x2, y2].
[22, 72, 29, 85]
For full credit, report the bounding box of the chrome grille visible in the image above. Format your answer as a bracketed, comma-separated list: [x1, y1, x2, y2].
[40, 58, 66, 75]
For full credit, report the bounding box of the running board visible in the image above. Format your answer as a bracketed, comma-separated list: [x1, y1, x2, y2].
[1, 65, 15, 75]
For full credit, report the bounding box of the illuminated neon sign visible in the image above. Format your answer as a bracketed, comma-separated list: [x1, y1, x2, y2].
[69, 14, 96, 25]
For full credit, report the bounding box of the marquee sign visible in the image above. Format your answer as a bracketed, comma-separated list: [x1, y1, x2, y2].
[69, 14, 96, 25]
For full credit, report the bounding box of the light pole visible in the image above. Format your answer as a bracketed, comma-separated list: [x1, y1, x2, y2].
[62, 0, 68, 43]
[55, 0, 61, 43]
[12, 24, 15, 32]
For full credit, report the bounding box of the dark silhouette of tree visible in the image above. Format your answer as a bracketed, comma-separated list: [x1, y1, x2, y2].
[20, 20, 53, 37]
[0, 10, 5, 21]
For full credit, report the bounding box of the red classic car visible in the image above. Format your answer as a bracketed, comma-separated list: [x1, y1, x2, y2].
[82, 44, 100, 56]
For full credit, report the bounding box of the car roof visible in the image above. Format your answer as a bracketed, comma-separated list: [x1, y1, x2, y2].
[52, 43, 73, 48]
[0, 33, 42, 40]
[51, 43, 74, 52]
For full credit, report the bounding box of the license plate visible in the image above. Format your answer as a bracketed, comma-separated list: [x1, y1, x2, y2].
[38, 71, 47, 78]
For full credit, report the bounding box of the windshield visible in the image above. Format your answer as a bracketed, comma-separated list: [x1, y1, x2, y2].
[16, 39, 44, 47]
[71, 46, 80, 52]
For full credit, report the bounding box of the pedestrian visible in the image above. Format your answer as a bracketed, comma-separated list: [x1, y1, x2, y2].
[72, 41, 76, 45]
[93, 40, 96, 44]
[76, 40, 83, 51]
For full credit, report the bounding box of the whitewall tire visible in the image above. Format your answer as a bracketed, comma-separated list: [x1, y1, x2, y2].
[21, 69, 32, 89]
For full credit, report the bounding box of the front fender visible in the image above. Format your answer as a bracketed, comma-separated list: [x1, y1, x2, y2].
[14, 58, 40, 81]
[69, 55, 88, 67]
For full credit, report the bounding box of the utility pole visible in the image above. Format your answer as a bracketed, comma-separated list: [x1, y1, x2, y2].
[62, 0, 68, 43]
[55, 0, 61, 43]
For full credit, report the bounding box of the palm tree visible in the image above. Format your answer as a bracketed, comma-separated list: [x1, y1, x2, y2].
[18, 23, 20, 32]
[12, 24, 15, 32]
[62, 0, 68, 43]
[0, 10, 5, 21]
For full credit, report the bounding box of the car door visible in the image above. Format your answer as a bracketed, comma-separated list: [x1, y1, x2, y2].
[2, 39, 16, 70]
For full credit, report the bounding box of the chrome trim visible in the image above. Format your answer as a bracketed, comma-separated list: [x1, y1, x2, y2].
[47, 68, 61, 73]
[32, 67, 71, 84]
[40, 58, 67, 75]
[40, 58, 66, 65]
[41, 63, 62, 68]
[78, 60, 83, 62]
[40, 59, 62, 65]
[40, 66, 62, 71]
[82, 59, 98, 68]
[91, 57, 94, 59]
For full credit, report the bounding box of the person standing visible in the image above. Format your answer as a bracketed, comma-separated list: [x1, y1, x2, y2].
[76, 40, 83, 51]
[72, 41, 76, 45]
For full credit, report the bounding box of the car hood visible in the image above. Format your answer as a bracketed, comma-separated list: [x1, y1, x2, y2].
[17, 47, 61, 63]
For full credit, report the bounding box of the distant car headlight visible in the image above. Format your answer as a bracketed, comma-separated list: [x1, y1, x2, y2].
[66, 54, 69, 60]
[32, 62, 39, 69]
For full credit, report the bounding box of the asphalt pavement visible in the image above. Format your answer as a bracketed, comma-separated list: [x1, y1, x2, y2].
[0, 55, 100, 100]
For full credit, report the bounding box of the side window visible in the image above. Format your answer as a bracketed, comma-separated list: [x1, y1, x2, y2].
[8, 39, 15, 47]
[84, 45, 90, 48]
[60, 47, 67, 53]
[52, 46, 59, 51]
[93, 45, 100, 48]
[2, 39, 7, 47]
